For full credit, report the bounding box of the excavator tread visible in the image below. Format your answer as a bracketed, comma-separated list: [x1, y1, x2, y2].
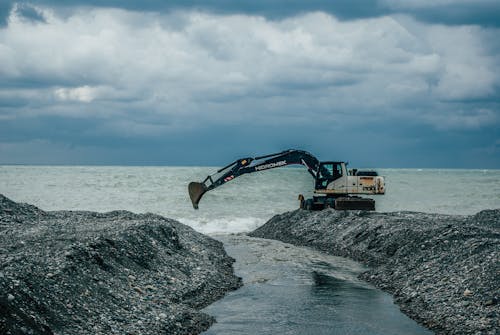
[334, 197, 375, 211]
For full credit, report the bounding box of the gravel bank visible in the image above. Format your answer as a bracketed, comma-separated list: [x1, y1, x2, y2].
[0, 194, 242, 335]
[249, 209, 499, 334]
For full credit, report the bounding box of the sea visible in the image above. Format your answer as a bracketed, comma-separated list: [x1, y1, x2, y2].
[1, 166, 499, 334]
[1, 166, 499, 234]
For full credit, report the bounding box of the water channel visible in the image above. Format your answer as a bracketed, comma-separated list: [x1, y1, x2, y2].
[203, 234, 433, 335]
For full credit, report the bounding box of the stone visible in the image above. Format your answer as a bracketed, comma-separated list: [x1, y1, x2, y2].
[0, 194, 242, 335]
[484, 298, 497, 306]
[464, 289, 473, 297]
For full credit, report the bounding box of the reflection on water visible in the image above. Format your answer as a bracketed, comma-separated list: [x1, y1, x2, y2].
[203, 235, 433, 335]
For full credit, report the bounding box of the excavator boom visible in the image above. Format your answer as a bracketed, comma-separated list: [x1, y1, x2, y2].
[188, 149, 320, 209]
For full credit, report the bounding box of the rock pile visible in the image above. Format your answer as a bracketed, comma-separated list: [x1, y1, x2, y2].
[250, 208, 499, 334]
[0, 194, 241, 335]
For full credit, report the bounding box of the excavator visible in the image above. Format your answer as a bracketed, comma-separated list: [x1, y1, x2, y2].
[188, 149, 385, 211]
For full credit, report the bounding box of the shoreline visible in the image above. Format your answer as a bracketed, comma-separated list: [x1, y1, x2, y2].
[0, 194, 241, 335]
[249, 209, 499, 334]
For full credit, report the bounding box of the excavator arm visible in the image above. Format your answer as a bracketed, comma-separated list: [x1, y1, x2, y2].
[188, 149, 320, 209]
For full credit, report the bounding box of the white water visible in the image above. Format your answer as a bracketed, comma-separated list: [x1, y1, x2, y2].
[1, 166, 499, 233]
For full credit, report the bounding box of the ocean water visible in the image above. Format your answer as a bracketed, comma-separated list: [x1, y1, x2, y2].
[0, 166, 499, 233]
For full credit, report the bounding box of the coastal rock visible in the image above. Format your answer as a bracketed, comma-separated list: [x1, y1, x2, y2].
[0, 194, 242, 335]
[249, 208, 500, 334]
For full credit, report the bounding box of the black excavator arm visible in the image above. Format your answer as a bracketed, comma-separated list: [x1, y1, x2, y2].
[188, 149, 320, 209]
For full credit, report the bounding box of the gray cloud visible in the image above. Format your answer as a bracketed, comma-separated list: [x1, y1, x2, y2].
[0, 1, 386, 25]
[0, 4, 499, 167]
[15, 3, 46, 22]
[0, 2, 12, 27]
[2, 0, 500, 26]
[382, 0, 500, 26]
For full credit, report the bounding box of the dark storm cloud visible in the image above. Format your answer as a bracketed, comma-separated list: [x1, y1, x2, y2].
[16, 3, 46, 22]
[1, 113, 498, 167]
[2, 0, 500, 26]
[0, 0, 386, 21]
[0, 1, 12, 27]
[1, 2, 499, 167]
[0, 2, 48, 25]
[388, 1, 500, 27]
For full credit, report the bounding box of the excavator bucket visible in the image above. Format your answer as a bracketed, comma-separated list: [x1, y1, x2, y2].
[188, 182, 208, 209]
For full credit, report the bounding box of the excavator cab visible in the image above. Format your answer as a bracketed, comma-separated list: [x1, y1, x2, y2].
[315, 162, 344, 190]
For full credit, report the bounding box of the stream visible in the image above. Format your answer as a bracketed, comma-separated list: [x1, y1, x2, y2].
[203, 234, 433, 335]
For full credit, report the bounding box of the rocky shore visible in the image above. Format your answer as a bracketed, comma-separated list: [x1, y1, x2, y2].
[0, 195, 242, 335]
[250, 208, 499, 335]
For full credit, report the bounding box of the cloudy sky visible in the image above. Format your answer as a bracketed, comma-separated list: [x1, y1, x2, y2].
[1, 1, 499, 168]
